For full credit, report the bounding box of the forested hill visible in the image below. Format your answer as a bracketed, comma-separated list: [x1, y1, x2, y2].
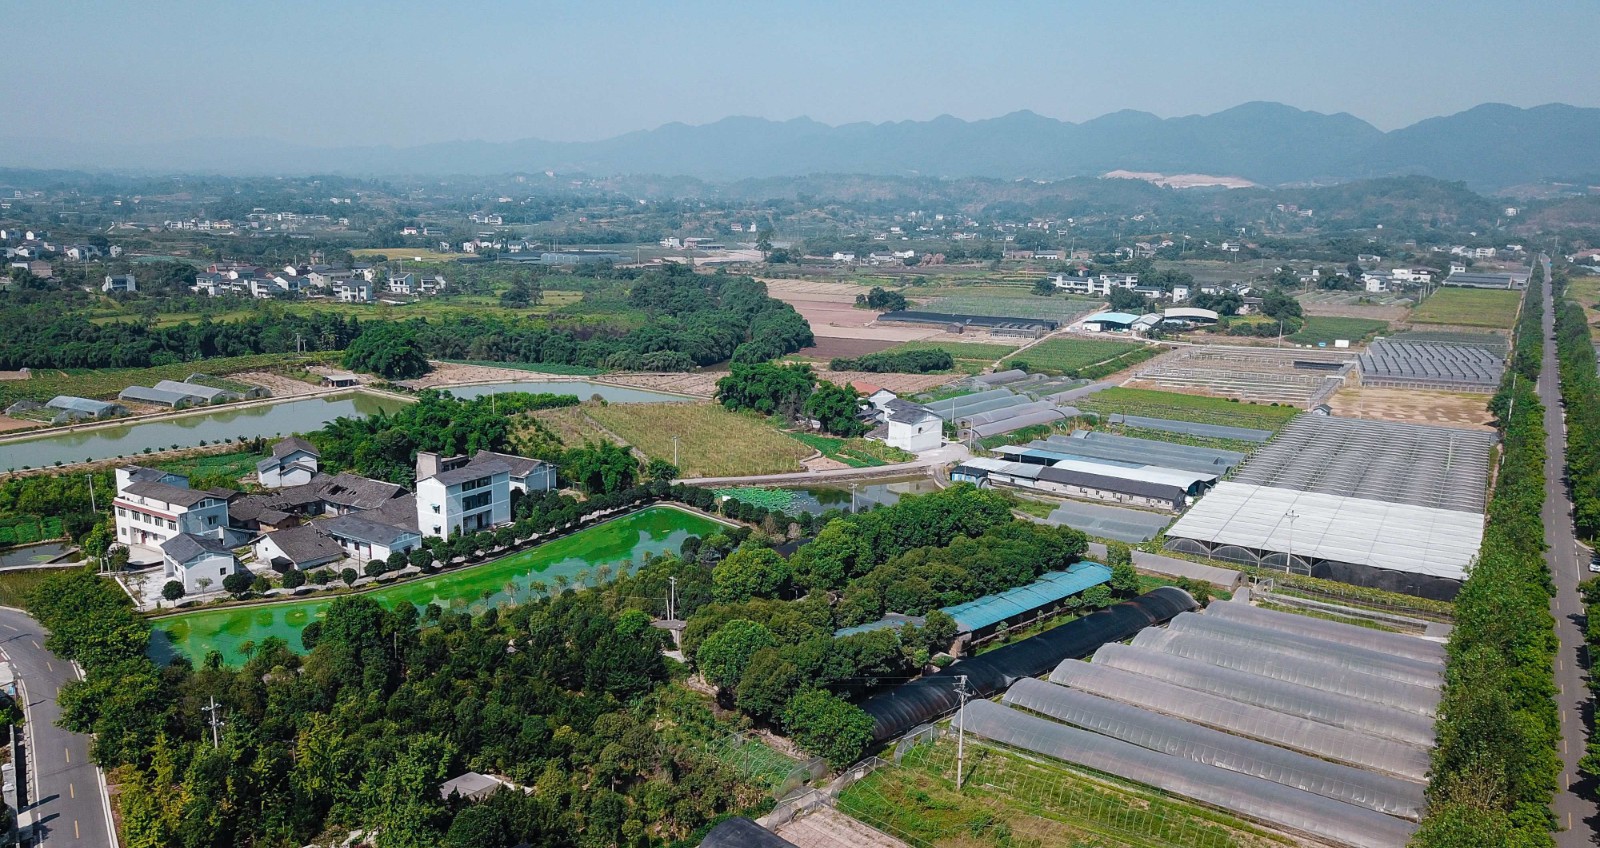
[5, 102, 1599, 190]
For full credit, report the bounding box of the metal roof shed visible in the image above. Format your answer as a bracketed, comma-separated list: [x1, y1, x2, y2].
[118, 385, 206, 407]
[940, 563, 1113, 635]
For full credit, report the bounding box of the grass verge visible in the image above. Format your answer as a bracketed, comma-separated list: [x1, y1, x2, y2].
[1409, 287, 1522, 328]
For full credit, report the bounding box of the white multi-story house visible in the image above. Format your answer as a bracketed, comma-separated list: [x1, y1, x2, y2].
[114, 467, 230, 557]
[334, 280, 373, 303]
[882, 400, 942, 454]
[1390, 268, 1434, 284]
[415, 455, 511, 540]
[101, 274, 137, 294]
[256, 437, 320, 489]
[388, 273, 416, 294]
[159, 533, 244, 594]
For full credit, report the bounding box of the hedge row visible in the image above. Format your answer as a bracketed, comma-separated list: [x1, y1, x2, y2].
[1412, 267, 1559, 847]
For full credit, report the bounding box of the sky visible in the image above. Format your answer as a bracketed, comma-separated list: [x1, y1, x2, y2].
[8, 0, 1598, 148]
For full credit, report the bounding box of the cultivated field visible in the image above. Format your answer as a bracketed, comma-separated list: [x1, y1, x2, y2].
[349, 247, 462, 263]
[530, 402, 814, 477]
[1296, 291, 1414, 320]
[837, 739, 1286, 848]
[915, 289, 1101, 323]
[1078, 387, 1303, 430]
[815, 368, 957, 395]
[1409, 287, 1522, 328]
[1285, 316, 1389, 346]
[1327, 387, 1494, 431]
[1002, 337, 1146, 374]
[1566, 272, 1600, 338]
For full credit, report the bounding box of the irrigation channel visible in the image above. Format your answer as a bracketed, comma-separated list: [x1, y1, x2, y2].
[0, 380, 684, 470]
[150, 505, 725, 666]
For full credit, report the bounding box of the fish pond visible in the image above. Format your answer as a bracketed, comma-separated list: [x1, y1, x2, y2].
[149, 505, 724, 665]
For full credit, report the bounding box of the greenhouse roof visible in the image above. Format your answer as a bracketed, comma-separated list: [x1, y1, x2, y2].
[1081, 311, 1141, 325]
[942, 562, 1111, 634]
[1166, 482, 1482, 580]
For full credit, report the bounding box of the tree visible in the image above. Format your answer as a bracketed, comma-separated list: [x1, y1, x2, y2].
[340, 567, 358, 586]
[343, 322, 431, 379]
[735, 648, 800, 721]
[712, 546, 791, 603]
[782, 689, 874, 769]
[854, 287, 907, 311]
[804, 381, 867, 437]
[645, 458, 679, 482]
[281, 568, 306, 589]
[694, 619, 777, 691]
[1107, 287, 1147, 313]
[161, 581, 185, 602]
[1032, 278, 1057, 296]
[562, 441, 638, 494]
[716, 362, 816, 416]
[221, 571, 253, 596]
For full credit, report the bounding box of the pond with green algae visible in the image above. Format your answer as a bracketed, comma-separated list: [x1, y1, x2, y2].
[149, 505, 725, 666]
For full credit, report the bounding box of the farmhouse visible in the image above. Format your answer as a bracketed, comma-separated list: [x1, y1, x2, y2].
[415, 453, 512, 541]
[256, 437, 320, 489]
[114, 466, 231, 558]
[881, 399, 942, 453]
[160, 533, 245, 594]
[101, 273, 136, 293]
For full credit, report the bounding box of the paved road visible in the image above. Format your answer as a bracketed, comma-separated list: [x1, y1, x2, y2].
[0, 607, 115, 848]
[1534, 257, 1600, 845]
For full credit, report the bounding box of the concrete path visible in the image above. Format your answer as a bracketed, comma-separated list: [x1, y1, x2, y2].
[1534, 255, 1600, 845]
[0, 607, 116, 847]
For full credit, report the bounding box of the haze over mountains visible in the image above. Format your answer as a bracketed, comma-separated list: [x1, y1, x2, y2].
[5, 101, 1598, 191]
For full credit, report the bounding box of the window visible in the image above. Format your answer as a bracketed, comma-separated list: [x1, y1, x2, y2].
[432, 504, 440, 514]
[463, 492, 492, 511]
[117, 507, 126, 517]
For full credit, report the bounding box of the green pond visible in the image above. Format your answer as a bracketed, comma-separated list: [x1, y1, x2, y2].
[150, 506, 724, 666]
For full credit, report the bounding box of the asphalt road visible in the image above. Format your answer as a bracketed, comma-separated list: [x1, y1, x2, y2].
[1534, 257, 1600, 845]
[0, 607, 115, 848]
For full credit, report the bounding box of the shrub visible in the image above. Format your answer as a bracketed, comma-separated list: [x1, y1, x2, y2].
[161, 581, 185, 602]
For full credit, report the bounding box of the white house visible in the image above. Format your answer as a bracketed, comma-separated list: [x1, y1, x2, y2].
[388, 273, 416, 295]
[1362, 274, 1389, 293]
[334, 280, 373, 303]
[415, 455, 512, 540]
[882, 399, 942, 453]
[322, 513, 421, 565]
[1390, 268, 1434, 284]
[1170, 284, 1191, 301]
[253, 523, 344, 571]
[257, 437, 320, 489]
[101, 274, 137, 294]
[114, 467, 230, 557]
[159, 533, 244, 595]
[468, 450, 557, 493]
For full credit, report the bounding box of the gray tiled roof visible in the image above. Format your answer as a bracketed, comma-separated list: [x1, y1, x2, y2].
[474, 450, 548, 480]
[429, 458, 510, 487]
[160, 533, 233, 564]
[324, 513, 417, 547]
[315, 473, 405, 511]
[885, 398, 938, 425]
[122, 480, 219, 508]
[262, 524, 343, 567]
[272, 436, 318, 459]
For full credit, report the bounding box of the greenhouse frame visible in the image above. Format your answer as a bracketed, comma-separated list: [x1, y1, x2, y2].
[1164, 613, 1444, 689]
[1205, 600, 1446, 664]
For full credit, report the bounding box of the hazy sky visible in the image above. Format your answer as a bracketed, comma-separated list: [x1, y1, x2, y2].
[10, 0, 1597, 147]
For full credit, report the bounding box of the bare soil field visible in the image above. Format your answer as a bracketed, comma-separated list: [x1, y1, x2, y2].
[1296, 291, 1415, 320]
[0, 371, 29, 381]
[603, 372, 721, 397]
[408, 361, 561, 388]
[0, 416, 38, 434]
[232, 370, 325, 397]
[1327, 387, 1493, 431]
[815, 369, 958, 395]
[792, 337, 901, 360]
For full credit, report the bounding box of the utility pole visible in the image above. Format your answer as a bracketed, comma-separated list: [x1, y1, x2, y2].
[850, 482, 859, 515]
[955, 674, 970, 788]
[666, 576, 677, 621]
[672, 435, 679, 469]
[1285, 509, 1299, 575]
[85, 472, 96, 515]
[202, 696, 223, 749]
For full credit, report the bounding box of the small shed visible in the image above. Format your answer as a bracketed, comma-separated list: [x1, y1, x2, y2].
[321, 371, 361, 388]
[439, 771, 504, 802]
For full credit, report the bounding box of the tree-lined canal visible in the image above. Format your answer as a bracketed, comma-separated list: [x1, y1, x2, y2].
[149, 505, 725, 665]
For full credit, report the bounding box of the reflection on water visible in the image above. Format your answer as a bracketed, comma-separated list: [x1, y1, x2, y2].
[150, 506, 723, 666]
[0, 392, 409, 470]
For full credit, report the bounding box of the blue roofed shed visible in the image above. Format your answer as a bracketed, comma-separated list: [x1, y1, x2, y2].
[1080, 312, 1141, 331]
[942, 562, 1113, 649]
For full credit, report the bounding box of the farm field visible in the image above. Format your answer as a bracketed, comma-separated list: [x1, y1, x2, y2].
[785, 432, 914, 468]
[1285, 316, 1389, 346]
[349, 247, 462, 263]
[1003, 337, 1150, 376]
[876, 340, 1018, 374]
[526, 402, 814, 477]
[1327, 387, 1494, 431]
[0, 352, 338, 407]
[837, 738, 1285, 848]
[1296, 291, 1413, 320]
[916, 290, 1101, 323]
[1078, 387, 1302, 430]
[1566, 272, 1600, 338]
[1409, 287, 1522, 328]
[156, 450, 265, 484]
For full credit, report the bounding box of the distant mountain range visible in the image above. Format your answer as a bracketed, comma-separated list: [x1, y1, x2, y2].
[3, 102, 1598, 191]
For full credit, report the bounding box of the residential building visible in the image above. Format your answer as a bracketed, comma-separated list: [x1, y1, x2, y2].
[160, 533, 244, 594]
[114, 467, 230, 556]
[1363, 274, 1389, 293]
[419, 275, 447, 295]
[315, 472, 407, 515]
[882, 399, 942, 453]
[322, 513, 421, 565]
[467, 450, 557, 493]
[388, 273, 416, 294]
[415, 454, 512, 541]
[334, 280, 373, 303]
[101, 274, 137, 294]
[257, 437, 320, 489]
[1390, 268, 1434, 284]
[253, 523, 344, 571]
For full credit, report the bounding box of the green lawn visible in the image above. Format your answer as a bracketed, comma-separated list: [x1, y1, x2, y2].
[1410, 287, 1522, 328]
[1079, 387, 1301, 430]
[1286, 316, 1389, 346]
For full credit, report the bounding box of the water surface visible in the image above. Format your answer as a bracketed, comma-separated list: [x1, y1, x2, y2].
[150, 506, 723, 665]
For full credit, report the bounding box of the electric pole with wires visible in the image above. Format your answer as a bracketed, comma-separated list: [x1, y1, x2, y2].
[955, 674, 970, 788]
